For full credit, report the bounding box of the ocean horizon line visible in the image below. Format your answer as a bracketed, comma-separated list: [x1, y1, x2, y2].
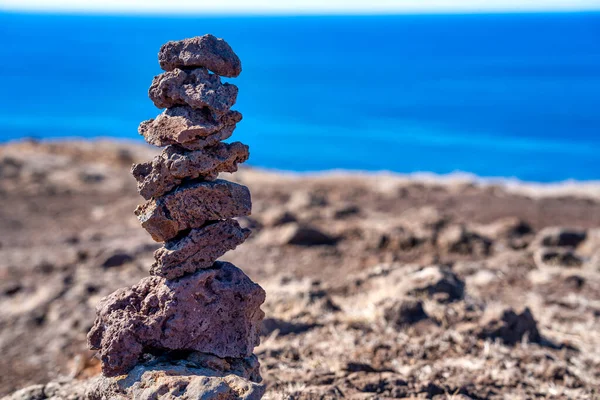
[1, 8, 599, 17]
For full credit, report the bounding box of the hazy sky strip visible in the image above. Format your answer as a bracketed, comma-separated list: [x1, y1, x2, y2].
[2, 0, 600, 14]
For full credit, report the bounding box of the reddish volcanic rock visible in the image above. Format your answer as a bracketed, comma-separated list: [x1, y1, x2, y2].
[139, 106, 242, 149]
[152, 219, 251, 280]
[132, 142, 249, 200]
[159, 34, 242, 78]
[135, 179, 251, 242]
[149, 68, 238, 114]
[88, 261, 265, 377]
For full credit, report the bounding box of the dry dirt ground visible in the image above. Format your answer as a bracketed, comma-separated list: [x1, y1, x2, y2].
[1, 140, 600, 399]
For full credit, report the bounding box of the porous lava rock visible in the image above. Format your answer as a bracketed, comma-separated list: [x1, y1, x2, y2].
[152, 220, 251, 280]
[132, 141, 249, 200]
[135, 179, 251, 242]
[159, 34, 242, 77]
[88, 262, 265, 377]
[139, 106, 242, 149]
[149, 68, 238, 114]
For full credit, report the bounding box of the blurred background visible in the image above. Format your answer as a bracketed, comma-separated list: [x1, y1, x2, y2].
[1, 0, 599, 181]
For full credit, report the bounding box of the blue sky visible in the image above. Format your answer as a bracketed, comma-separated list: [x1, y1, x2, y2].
[1, 0, 599, 14]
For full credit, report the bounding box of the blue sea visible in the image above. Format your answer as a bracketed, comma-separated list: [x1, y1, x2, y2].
[0, 12, 599, 182]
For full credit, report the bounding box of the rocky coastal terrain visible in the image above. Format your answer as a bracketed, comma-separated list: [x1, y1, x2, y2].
[1, 139, 600, 399]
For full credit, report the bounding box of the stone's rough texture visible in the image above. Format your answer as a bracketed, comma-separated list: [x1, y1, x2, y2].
[149, 68, 238, 114]
[139, 106, 242, 148]
[88, 262, 265, 377]
[88, 353, 264, 400]
[135, 179, 252, 242]
[152, 219, 251, 279]
[132, 142, 249, 200]
[159, 34, 242, 78]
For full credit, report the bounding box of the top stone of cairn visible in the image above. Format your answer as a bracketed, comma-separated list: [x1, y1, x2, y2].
[159, 34, 242, 77]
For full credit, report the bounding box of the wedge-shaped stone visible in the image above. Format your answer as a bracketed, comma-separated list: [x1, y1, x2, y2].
[149, 68, 238, 114]
[159, 34, 242, 77]
[88, 262, 265, 377]
[139, 105, 242, 149]
[152, 219, 251, 279]
[132, 142, 249, 200]
[135, 179, 251, 242]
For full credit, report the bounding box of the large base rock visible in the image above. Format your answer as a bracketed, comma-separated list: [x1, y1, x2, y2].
[88, 262, 265, 377]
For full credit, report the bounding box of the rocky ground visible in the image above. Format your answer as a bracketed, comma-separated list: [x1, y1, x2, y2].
[1, 140, 600, 399]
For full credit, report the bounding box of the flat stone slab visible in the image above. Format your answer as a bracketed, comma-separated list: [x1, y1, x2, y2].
[88, 353, 264, 400]
[149, 68, 238, 114]
[135, 179, 251, 242]
[88, 261, 265, 377]
[139, 105, 242, 149]
[132, 142, 249, 200]
[159, 34, 242, 78]
[152, 219, 251, 280]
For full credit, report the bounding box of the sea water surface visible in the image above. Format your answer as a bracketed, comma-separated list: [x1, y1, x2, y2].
[0, 12, 599, 181]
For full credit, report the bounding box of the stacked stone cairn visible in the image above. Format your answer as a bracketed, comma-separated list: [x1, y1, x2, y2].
[87, 35, 266, 399]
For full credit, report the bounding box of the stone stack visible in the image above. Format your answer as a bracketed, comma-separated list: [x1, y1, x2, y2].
[87, 35, 266, 399]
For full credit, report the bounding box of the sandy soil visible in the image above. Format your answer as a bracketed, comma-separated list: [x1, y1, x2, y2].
[1, 140, 600, 399]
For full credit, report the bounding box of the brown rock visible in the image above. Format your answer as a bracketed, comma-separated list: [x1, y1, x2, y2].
[533, 227, 587, 248]
[534, 247, 584, 268]
[381, 297, 428, 329]
[132, 142, 249, 200]
[438, 224, 492, 256]
[478, 306, 541, 345]
[149, 68, 238, 114]
[139, 106, 242, 149]
[159, 34, 242, 78]
[87, 261, 265, 377]
[274, 223, 337, 246]
[135, 179, 251, 242]
[152, 219, 251, 280]
[405, 265, 465, 302]
[260, 208, 297, 227]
